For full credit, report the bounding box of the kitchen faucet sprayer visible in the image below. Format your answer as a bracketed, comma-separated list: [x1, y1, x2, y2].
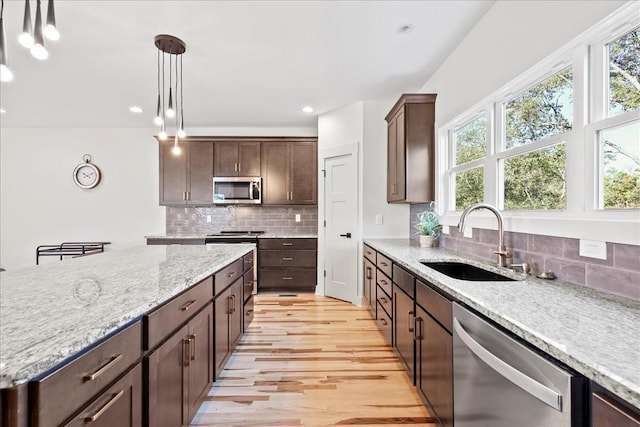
[458, 203, 512, 267]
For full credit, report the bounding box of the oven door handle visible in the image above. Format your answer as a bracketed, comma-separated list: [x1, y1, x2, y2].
[453, 318, 563, 412]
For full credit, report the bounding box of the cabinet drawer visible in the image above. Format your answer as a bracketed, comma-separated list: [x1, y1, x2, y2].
[393, 264, 414, 297]
[244, 296, 254, 332]
[30, 322, 142, 427]
[376, 285, 392, 318]
[376, 271, 392, 298]
[592, 391, 640, 427]
[416, 279, 452, 333]
[63, 363, 142, 427]
[376, 253, 393, 279]
[259, 250, 317, 268]
[376, 302, 392, 345]
[363, 244, 376, 263]
[259, 238, 317, 250]
[215, 258, 243, 296]
[243, 268, 254, 303]
[145, 277, 213, 349]
[259, 269, 317, 290]
[242, 252, 254, 272]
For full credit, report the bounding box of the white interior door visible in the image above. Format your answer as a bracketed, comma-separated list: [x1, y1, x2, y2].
[324, 152, 357, 303]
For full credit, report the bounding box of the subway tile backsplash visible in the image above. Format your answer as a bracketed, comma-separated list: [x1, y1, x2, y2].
[166, 206, 318, 235]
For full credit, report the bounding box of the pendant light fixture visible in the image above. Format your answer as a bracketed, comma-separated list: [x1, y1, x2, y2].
[0, 0, 13, 82]
[154, 34, 186, 153]
[31, 0, 48, 60]
[43, 0, 58, 40]
[18, 0, 34, 48]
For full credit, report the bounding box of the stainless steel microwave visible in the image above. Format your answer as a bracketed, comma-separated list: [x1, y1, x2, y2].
[213, 177, 262, 204]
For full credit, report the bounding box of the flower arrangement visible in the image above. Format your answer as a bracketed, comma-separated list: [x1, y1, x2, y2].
[415, 202, 441, 247]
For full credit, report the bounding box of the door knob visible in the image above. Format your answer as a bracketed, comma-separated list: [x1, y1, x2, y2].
[339, 233, 352, 238]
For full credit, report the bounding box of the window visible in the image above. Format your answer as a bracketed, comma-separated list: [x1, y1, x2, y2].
[455, 167, 484, 210]
[450, 115, 487, 210]
[600, 122, 640, 209]
[607, 27, 640, 117]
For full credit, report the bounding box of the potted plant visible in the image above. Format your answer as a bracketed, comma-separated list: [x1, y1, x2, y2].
[415, 203, 442, 247]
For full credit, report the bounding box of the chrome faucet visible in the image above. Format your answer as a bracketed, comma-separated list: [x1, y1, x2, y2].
[458, 203, 512, 267]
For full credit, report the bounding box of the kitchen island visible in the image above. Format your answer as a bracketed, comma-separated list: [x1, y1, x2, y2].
[365, 238, 640, 417]
[0, 243, 254, 426]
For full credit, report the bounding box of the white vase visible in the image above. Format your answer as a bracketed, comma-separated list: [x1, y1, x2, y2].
[419, 235, 436, 247]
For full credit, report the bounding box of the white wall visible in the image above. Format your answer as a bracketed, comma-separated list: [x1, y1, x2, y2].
[0, 128, 166, 270]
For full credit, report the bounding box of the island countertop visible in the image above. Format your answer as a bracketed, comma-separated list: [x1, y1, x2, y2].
[0, 244, 254, 388]
[364, 238, 640, 409]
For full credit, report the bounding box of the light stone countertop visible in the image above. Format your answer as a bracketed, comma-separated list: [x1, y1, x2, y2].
[145, 233, 318, 239]
[0, 244, 254, 388]
[365, 238, 640, 408]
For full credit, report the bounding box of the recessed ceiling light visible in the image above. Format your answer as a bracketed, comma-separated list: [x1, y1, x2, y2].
[396, 23, 414, 34]
[302, 106, 314, 113]
[129, 106, 143, 113]
[0, 108, 6, 114]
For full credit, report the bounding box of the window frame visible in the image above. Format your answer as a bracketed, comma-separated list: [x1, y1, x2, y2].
[438, 3, 640, 245]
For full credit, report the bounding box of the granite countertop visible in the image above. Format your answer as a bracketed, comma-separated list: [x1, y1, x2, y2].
[365, 238, 640, 408]
[0, 244, 254, 388]
[145, 233, 318, 239]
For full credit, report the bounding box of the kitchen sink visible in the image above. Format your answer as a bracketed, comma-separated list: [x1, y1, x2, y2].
[420, 261, 517, 282]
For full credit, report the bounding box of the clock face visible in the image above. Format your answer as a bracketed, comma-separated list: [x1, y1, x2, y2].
[73, 163, 101, 189]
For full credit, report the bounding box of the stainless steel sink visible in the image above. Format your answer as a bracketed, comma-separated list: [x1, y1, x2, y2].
[420, 261, 517, 282]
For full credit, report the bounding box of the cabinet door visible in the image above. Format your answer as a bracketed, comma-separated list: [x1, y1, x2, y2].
[214, 288, 231, 377]
[416, 305, 453, 427]
[214, 141, 239, 177]
[393, 286, 414, 381]
[229, 279, 244, 349]
[187, 141, 214, 204]
[159, 142, 188, 205]
[394, 110, 406, 201]
[387, 117, 397, 202]
[238, 141, 261, 176]
[593, 391, 640, 427]
[63, 364, 142, 427]
[289, 142, 317, 204]
[261, 142, 290, 204]
[146, 324, 189, 427]
[187, 305, 214, 423]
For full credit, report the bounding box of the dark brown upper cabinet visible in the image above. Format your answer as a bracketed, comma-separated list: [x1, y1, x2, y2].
[159, 140, 214, 205]
[214, 141, 261, 177]
[262, 140, 317, 205]
[385, 94, 436, 204]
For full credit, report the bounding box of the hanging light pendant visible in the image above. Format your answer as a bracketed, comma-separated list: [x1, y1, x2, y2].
[154, 34, 186, 153]
[43, 0, 59, 41]
[18, 0, 34, 48]
[31, 0, 48, 60]
[0, 0, 13, 82]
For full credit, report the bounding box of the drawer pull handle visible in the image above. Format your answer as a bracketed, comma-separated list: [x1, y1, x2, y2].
[183, 338, 191, 367]
[380, 279, 388, 285]
[365, 267, 372, 280]
[380, 297, 388, 304]
[380, 318, 388, 326]
[282, 277, 293, 280]
[83, 354, 123, 382]
[227, 271, 236, 278]
[84, 389, 124, 422]
[180, 299, 197, 311]
[282, 242, 293, 246]
[408, 310, 414, 333]
[282, 257, 293, 261]
[380, 262, 388, 267]
[246, 310, 254, 316]
[190, 334, 197, 361]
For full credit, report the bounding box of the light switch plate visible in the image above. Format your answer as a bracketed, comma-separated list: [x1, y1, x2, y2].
[442, 225, 450, 235]
[206, 215, 211, 223]
[463, 227, 473, 238]
[579, 239, 607, 260]
[375, 214, 383, 225]
[295, 214, 301, 223]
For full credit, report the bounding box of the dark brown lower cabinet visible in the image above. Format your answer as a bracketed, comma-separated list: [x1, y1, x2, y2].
[415, 304, 453, 427]
[63, 364, 142, 427]
[146, 304, 213, 427]
[214, 279, 243, 377]
[592, 388, 640, 427]
[393, 285, 414, 382]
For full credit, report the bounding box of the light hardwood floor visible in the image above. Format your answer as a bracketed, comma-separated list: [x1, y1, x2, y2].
[192, 293, 436, 427]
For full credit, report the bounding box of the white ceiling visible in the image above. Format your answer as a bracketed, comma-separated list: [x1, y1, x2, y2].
[0, 0, 494, 129]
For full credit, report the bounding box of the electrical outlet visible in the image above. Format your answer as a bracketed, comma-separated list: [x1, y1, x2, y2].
[295, 214, 301, 223]
[206, 215, 211, 223]
[375, 214, 383, 225]
[442, 225, 450, 235]
[579, 239, 607, 260]
[463, 227, 473, 238]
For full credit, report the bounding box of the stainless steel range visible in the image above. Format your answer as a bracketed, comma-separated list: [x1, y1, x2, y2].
[205, 231, 263, 295]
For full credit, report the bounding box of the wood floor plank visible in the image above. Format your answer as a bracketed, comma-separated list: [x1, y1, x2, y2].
[191, 294, 436, 427]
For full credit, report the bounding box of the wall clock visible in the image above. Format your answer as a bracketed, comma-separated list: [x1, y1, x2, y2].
[73, 154, 102, 189]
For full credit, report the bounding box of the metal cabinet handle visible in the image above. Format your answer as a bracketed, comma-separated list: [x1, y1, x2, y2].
[238, 162, 241, 172]
[84, 389, 124, 422]
[339, 233, 352, 238]
[180, 299, 197, 311]
[227, 296, 233, 315]
[380, 297, 388, 304]
[282, 257, 293, 261]
[414, 317, 423, 340]
[453, 318, 563, 411]
[190, 334, 196, 361]
[380, 279, 388, 285]
[282, 242, 293, 246]
[246, 309, 254, 316]
[227, 271, 236, 278]
[83, 354, 123, 382]
[186, 191, 190, 201]
[380, 318, 388, 326]
[365, 267, 372, 280]
[408, 310, 414, 332]
[183, 338, 191, 367]
[282, 277, 293, 280]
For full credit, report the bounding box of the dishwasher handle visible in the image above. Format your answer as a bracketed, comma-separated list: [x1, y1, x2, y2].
[453, 317, 563, 412]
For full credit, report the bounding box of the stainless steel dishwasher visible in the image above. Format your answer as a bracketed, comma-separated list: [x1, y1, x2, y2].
[453, 303, 584, 427]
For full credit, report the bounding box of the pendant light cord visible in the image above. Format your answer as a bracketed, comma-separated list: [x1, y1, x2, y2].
[180, 54, 184, 121]
[161, 50, 165, 115]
